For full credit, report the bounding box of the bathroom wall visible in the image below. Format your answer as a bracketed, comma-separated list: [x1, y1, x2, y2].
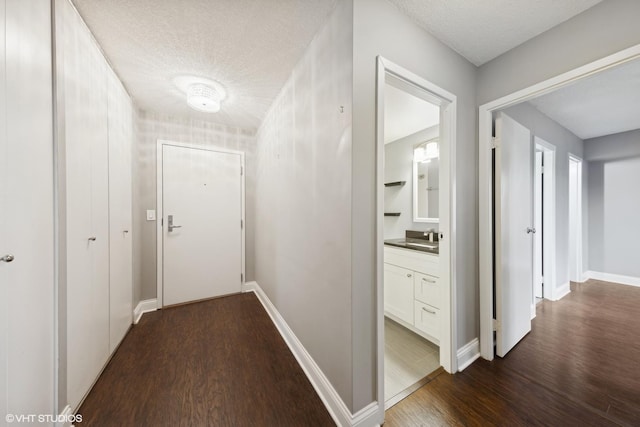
[585, 129, 640, 278]
[254, 0, 353, 411]
[384, 126, 439, 240]
[500, 102, 588, 288]
[352, 0, 478, 411]
[134, 110, 256, 303]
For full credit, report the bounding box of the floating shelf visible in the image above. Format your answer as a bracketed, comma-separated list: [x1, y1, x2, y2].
[384, 212, 401, 217]
[384, 181, 406, 187]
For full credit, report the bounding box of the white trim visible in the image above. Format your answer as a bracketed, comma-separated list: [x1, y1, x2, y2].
[550, 283, 571, 301]
[583, 271, 640, 288]
[57, 405, 73, 427]
[133, 299, 158, 324]
[568, 155, 583, 283]
[243, 281, 381, 427]
[156, 140, 246, 308]
[535, 138, 557, 301]
[456, 338, 480, 372]
[375, 57, 457, 423]
[478, 43, 640, 361]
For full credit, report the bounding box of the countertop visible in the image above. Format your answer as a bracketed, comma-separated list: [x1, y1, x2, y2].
[384, 238, 439, 255]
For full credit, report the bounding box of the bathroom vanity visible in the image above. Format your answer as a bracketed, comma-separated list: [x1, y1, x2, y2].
[384, 234, 442, 346]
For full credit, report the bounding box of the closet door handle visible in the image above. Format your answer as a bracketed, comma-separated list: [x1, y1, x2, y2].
[422, 307, 436, 314]
[406, 273, 412, 278]
[422, 278, 436, 284]
[88, 237, 96, 242]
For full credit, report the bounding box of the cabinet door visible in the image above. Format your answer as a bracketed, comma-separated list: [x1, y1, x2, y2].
[107, 69, 133, 353]
[384, 263, 414, 324]
[414, 272, 441, 309]
[64, 1, 110, 408]
[414, 301, 440, 342]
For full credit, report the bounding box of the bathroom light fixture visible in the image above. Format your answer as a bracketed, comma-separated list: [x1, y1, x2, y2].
[187, 83, 221, 113]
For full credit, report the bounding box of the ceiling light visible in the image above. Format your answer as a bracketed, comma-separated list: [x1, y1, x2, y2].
[187, 83, 221, 113]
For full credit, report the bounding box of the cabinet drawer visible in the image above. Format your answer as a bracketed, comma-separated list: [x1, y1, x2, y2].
[414, 301, 440, 341]
[414, 272, 441, 308]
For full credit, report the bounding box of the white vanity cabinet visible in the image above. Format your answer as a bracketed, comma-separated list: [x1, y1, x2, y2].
[384, 245, 442, 345]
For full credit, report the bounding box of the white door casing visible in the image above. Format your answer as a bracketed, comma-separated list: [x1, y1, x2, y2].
[158, 142, 244, 307]
[568, 156, 583, 283]
[533, 150, 543, 300]
[1, 0, 56, 418]
[495, 112, 533, 357]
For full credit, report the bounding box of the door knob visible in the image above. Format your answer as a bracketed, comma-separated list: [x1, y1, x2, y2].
[526, 227, 536, 234]
[167, 215, 182, 232]
[88, 237, 97, 241]
[1, 254, 14, 263]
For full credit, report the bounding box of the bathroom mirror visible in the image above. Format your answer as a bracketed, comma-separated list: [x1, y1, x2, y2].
[413, 138, 439, 222]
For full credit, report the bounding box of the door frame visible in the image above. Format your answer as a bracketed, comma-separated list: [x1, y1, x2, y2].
[156, 140, 245, 308]
[479, 43, 640, 360]
[375, 56, 458, 408]
[568, 154, 583, 283]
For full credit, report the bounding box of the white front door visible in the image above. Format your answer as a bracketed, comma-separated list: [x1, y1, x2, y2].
[495, 112, 533, 357]
[162, 144, 243, 306]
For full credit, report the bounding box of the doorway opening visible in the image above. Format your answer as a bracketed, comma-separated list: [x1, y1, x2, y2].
[375, 57, 457, 413]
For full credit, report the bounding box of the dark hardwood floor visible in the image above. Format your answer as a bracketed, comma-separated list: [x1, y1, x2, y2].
[386, 279, 640, 426]
[78, 292, 334, 426]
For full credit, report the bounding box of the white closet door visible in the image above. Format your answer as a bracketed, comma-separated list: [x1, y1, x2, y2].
[1, 0, 55, 418]
[64, 2, 110, 408]
[107, 69, 133, 353]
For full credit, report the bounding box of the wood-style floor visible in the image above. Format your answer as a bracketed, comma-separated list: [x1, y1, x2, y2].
[386, 279, 640, 426]
[78, 292, 334, 426]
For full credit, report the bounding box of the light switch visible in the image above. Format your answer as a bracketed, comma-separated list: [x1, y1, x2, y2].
[146, 210, 156, 221]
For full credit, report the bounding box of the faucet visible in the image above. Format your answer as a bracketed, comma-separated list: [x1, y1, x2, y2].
[424, 229, 435, 243]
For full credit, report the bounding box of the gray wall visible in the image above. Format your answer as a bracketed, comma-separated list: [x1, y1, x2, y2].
[134, 110, 256, 304]
[585, 129, 640, 277]
[352, 0, 478, 411]
[254, 0, 354, 410]
[478, 0, 640, 105]
[500, 102, 587, 287]
[384, 126, 440, 239]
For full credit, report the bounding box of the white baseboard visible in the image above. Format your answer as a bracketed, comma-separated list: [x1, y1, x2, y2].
[548, 282, 571, 301]
[57, 405, 73, 427]
[456, 338, 480, 372]
[133, 298, 158, 324]
[243, 281, 381, 427]
[583, 271, 640, 288]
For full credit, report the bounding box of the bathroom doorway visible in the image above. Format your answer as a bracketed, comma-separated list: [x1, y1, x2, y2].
[375, 57, 457, 411]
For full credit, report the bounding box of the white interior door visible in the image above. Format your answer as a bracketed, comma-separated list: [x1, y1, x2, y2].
[162, 144, 243, 306]
[1, 0, 55, 418]
[495, 112, 533, 357]
[107, 69, 133, 353]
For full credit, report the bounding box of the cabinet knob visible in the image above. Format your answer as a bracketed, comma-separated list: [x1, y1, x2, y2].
[406, 273, 412, 278]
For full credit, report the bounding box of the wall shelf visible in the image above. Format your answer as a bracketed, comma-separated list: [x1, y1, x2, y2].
[384, 181, 406, 187]
[384, 213, 401, 217]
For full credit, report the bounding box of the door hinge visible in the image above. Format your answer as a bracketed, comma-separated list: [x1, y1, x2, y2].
[241, 273, 244, 283]
[241, 166, 243, 176]
[492, 319, 501, 332]
[491, 137, 499, 149]
[241, 219, 243, 229]
[161, 217, 163, 226]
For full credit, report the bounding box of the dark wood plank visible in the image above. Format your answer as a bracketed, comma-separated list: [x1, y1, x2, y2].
[78, 292, 335, 427]
[387, 280, 640, 426]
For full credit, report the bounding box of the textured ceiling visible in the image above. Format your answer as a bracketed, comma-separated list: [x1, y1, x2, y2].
[388, 0, 602, 66]
[384, 83, 439, 144]
[71, 0, 337, 130]
[529, 58, 640, 140]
